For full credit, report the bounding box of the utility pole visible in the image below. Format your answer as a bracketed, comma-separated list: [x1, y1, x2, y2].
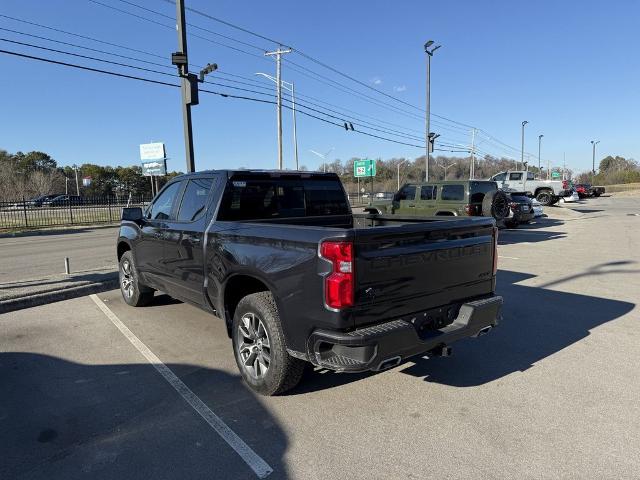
[469, 128, 476, 179]
[538, 134, 544, 174]
[424, 40, 441, 182]
[520, 120, 528, 170]
[172, 0, 197, 173]
[265, 47, 292, 170]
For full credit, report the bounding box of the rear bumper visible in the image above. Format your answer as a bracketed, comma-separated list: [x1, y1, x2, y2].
[307, 295, 503, 372]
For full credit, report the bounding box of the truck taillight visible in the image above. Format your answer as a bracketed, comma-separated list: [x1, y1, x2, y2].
[320, 241, 354, 309]
[562, 180, 568, 189]
[464, 204, 473, 215]
[493, 227, 499, 275]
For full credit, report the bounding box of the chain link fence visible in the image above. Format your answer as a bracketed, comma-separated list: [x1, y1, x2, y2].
[0, 195, 151, 230]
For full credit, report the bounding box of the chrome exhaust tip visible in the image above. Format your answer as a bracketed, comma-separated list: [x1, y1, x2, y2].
[475, 325, 493, 337]
[377, 356, 402, 371]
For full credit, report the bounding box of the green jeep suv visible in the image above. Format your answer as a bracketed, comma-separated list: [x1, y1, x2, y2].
[366, 180, 511, 223]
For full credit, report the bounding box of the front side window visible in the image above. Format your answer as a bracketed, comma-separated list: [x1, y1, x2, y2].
[441, 184, 465, 201]
[149, 181, 182, 220]
[509, 172, 523, 181]
[397, 185, 417, 201]
[177, 178, 214, 221]
[492, 172, 507, 182]
[527, 172, 536, 180]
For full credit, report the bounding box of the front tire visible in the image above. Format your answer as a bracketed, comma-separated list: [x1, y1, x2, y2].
[232, 292, 305, 396]
[119, 251, 154, 307]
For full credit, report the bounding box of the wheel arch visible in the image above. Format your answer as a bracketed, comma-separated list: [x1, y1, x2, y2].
[117, 240, 131, 261]
[223, 274, 273, 337]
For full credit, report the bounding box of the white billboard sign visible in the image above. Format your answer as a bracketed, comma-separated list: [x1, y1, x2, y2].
[139, 142, 166, 161]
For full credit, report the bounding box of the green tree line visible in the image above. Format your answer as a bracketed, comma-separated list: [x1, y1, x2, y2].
[575, 156, 640, 185]
[0, 149, 181, 202]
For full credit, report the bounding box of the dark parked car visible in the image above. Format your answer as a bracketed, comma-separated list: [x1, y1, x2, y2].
[42, 195, 85, 207]
[27, 194, 64, 207]
[504, 192, 535, 228]
[117, 170, 503, 395]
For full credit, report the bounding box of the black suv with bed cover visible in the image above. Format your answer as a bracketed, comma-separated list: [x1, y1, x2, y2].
[117, 171, 503, 395]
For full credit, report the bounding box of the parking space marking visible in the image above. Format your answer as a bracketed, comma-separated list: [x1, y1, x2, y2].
[498, 255, 519, 260]
[89, 294, 273, 479]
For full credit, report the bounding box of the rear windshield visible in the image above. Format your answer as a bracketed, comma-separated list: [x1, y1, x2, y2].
[217, 177, 349, 221]
[469, 181, 497, 203]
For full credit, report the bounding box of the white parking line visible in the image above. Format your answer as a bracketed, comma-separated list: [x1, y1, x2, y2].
[498, 255, 520, 260]
[89, 294, 273, 479]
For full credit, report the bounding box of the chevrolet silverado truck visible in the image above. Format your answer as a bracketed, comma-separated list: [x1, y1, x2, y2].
[489, 170, 571, 206]
[117, 171, 502, 395]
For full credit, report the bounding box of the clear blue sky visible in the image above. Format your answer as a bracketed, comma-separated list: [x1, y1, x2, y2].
[1, 0, 638, 174]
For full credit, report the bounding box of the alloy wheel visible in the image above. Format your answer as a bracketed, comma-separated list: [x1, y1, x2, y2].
[120, 259, 134, 298]
[236, 312, 271, 379]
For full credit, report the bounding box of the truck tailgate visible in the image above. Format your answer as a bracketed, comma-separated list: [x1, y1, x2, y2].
[352, 219, 496, 327]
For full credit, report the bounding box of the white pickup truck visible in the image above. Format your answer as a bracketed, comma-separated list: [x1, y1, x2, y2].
[489, 170, 571, 206]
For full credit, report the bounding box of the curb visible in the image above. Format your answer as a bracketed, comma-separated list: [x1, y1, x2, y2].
[0, 275, 119, 314]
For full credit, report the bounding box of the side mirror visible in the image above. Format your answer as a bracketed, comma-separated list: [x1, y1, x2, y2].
[122, 207, 143, 223]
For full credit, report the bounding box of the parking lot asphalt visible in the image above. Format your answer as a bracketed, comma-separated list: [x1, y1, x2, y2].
[0, 226, 117, 284]
[1, 195, 639, 479]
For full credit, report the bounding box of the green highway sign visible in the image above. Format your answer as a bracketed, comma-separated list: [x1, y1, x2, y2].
[354, 159, 376, 177]
[551, 172, 561, 179]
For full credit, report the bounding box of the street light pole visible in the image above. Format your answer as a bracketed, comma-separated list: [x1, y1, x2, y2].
[291, 82, 299, 170]
[265, 47, 292, 170]
[424, 40, 441, 182]
[538, 134, 544, 174]
[256, 73, 298, 169]
[520, 120, 528, 170]
[591, 140, 600, 178]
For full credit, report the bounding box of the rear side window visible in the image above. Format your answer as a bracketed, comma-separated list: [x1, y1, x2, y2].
[509, 172, 523, 181]
[149, 181, 182, 220]
[397, 185, 417, 201]
[177, 178, 214, 221]
[420, 185, 436, 200]
[469, 182, 497, 203]
[217, 178, 349, 221]
[441, 184, 464, 201]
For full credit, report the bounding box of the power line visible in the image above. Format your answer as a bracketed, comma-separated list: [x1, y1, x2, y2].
[0, 47, 431, 150]
[0, 13, 165, 59]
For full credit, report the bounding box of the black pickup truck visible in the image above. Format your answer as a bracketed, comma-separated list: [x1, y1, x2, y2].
[117, 170, 502, 395]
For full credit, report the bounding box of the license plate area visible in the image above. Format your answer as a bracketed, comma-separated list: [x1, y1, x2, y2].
[402, 304, 462, 339]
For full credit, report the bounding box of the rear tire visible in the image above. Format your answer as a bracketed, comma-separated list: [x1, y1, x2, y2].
[232, 292, 305, 396]
[536, 189, 553, 206]
[119, 251, 154, 307]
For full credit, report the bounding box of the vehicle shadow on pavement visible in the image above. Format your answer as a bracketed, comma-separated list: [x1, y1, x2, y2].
[498, 229, 567, 245]
[0, 353, 290, 480]
[399, 269, 635, 387]
[0, 271, 116, 292]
